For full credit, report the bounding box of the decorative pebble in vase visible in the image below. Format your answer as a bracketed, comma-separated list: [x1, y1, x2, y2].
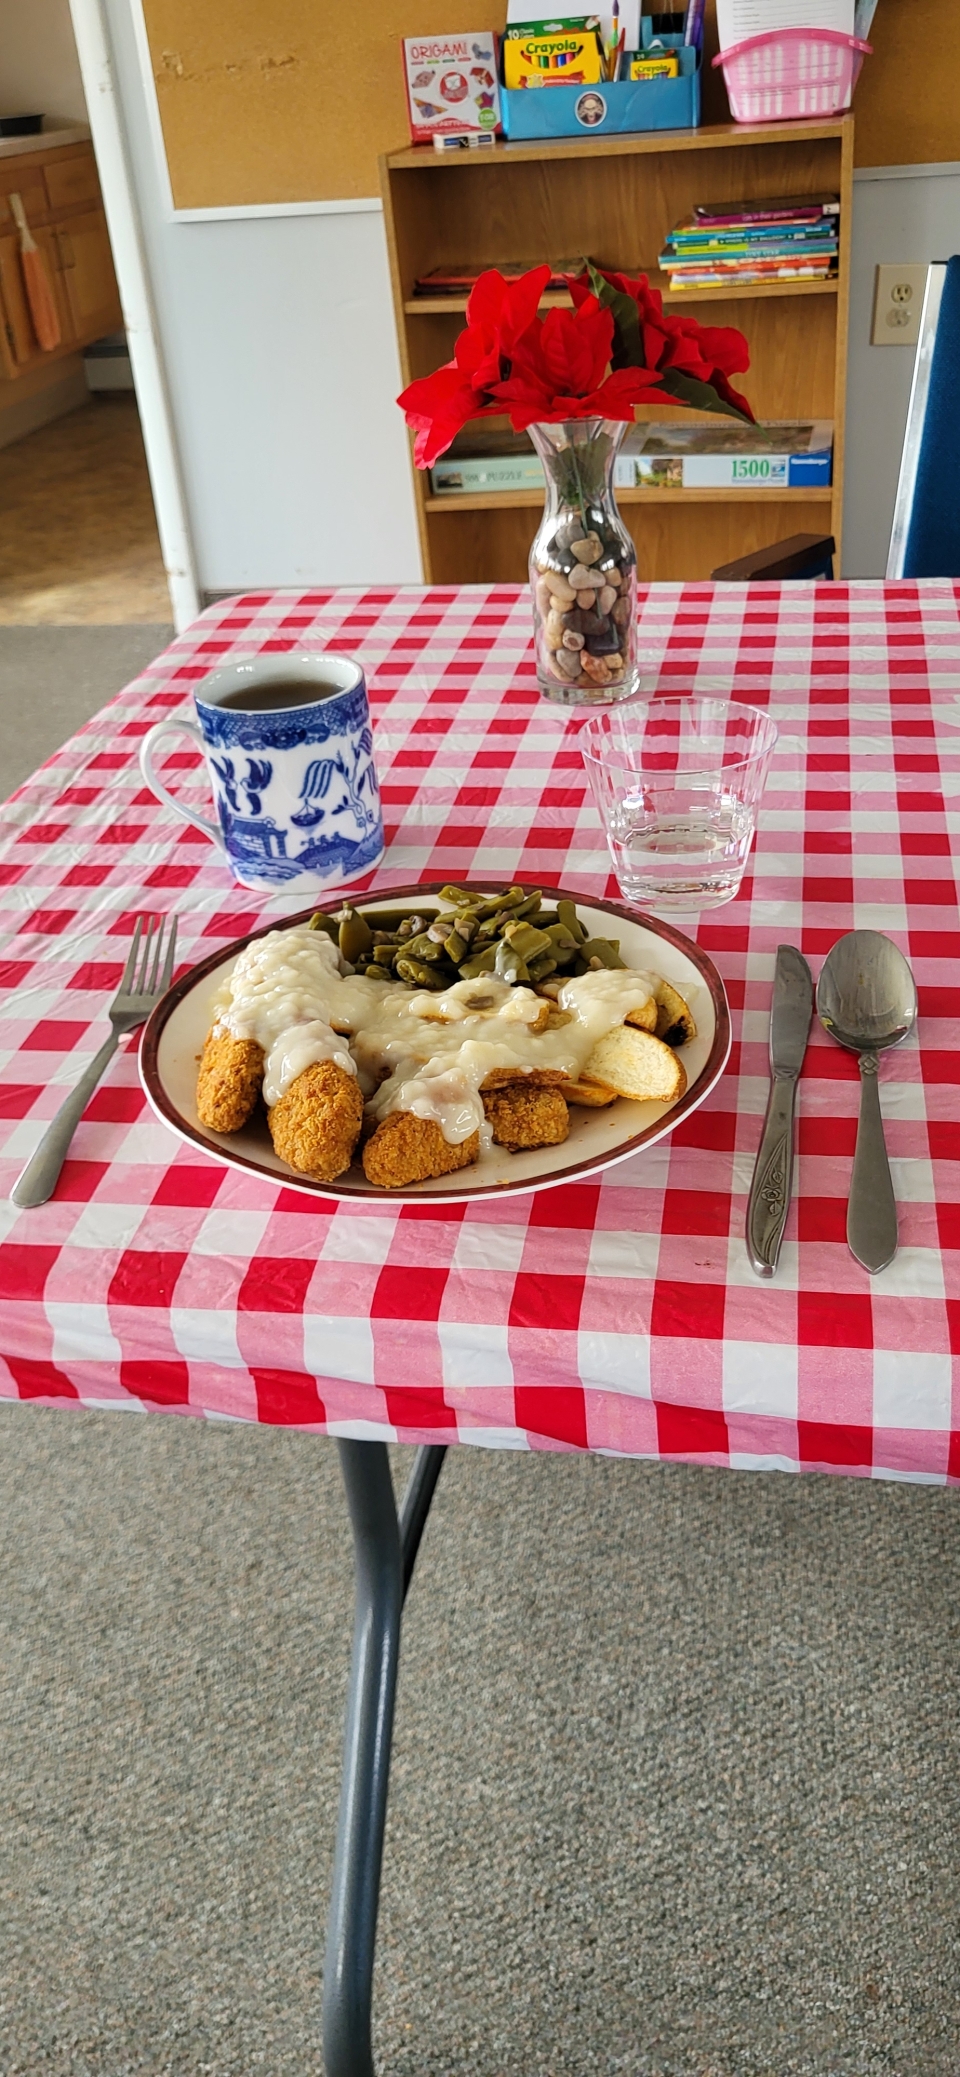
[529, 419, 638, 706]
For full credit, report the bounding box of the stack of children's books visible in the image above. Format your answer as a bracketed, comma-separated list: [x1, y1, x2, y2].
[659, 194, 840, 290]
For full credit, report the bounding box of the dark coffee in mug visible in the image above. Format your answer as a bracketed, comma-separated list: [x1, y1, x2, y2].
[212, 679, 338, 713]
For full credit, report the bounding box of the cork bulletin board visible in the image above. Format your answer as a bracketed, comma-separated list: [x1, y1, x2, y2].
[136, 0, 486, 211]
[135, 0, 960, 218]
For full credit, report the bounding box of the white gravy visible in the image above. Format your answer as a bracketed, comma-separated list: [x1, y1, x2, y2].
[213, 922, 660, 1147]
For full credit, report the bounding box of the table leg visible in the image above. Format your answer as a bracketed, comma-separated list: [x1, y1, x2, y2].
[323, 1439, 447, 2077]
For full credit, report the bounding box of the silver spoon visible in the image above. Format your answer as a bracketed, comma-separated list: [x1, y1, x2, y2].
[816, 931, 917, 1274]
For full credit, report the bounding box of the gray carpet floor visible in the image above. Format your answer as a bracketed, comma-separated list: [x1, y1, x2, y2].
[0, 625, 173, 798]
[1, 1407, 958, 2077]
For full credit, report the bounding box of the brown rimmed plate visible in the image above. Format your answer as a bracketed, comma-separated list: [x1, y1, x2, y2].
[139, 882, 731, 1206]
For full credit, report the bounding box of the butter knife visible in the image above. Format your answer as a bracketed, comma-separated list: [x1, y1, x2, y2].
[745, 944, 813, 1278]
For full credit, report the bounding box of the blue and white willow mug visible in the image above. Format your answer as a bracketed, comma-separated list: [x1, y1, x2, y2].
[139, 652, 384, 894]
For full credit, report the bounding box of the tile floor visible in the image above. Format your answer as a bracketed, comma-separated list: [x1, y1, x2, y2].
[0, 393, 170, 625]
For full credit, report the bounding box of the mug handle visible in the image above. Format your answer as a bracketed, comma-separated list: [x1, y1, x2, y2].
[139, 719, 224, 848]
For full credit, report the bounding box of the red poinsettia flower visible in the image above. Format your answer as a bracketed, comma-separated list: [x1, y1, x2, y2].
[568, 264, 754, 422]
[398, 264, 551, 466]
[657, 312, 753, 418]
[397, 259, 755, 465]
[493, 296, 666, 426]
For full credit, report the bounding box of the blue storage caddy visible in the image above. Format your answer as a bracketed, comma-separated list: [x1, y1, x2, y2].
[500, 24, 700, 142]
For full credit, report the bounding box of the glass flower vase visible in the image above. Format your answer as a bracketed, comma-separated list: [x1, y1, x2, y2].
[528, 418, 639, 706]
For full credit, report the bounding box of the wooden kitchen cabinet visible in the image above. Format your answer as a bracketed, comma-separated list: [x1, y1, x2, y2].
[35, 225, 78, 343]
[53, 208, 120, 342]
[0, 231, 35, 373]
[0, 139, 122, 377]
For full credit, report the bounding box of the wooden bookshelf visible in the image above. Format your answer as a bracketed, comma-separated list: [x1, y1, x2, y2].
[381, 114, 853, 584]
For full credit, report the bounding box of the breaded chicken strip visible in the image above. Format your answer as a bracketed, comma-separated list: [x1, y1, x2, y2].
[268, 1059, 363, 1182]
[363, 1112, 480, 1190]
[482, 1082, 569, 1151]
[197, 1028, 265, 1133]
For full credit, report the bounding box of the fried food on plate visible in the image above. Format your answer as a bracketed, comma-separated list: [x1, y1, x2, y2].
[479, 1065, 569, 1091]
[363, 1111, 481, 1189]
[268, 1058, 363, 1182]
[653, 979, 697, 1048]
[196, 1029, 265, 1133]
[625, 999, 658, 1033]
[583, 1025, 687, 1105]
[557, 1075, 618, 1108]
[482, 1081, 569, 1151]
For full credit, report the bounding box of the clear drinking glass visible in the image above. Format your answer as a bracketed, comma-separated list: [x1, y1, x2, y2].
[579, 696, 778, 912]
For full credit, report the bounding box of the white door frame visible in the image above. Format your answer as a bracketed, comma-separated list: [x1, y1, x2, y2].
[68, 0, 201, 631]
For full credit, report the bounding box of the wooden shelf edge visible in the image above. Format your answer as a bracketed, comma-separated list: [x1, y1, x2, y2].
[406, 276, 839, 315]
[424, 486, 835, 513]
[385, 113, 852, 173]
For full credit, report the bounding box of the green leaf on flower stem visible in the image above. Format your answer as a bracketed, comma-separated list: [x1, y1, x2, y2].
[656, 368, 753, 424]
[585, 260, 644, 373]
[584, 258, 752, 423]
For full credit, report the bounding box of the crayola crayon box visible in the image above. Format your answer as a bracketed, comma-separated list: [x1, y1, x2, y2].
[402, 32, 502, 142]
[502, 17, 604, 88]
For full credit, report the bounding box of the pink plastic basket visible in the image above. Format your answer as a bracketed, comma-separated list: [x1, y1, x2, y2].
[712, 26, 871, 124]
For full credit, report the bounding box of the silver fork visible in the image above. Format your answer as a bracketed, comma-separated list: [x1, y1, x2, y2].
[11, 914, 178, 1209]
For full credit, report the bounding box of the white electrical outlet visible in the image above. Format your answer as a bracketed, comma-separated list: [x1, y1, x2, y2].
[872, 263, 929, 346]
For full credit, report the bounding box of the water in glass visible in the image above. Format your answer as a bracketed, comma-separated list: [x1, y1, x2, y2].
[609, 789, 757, 909]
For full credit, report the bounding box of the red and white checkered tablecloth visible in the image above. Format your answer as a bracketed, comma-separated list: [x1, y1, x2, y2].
[2, 579, 960, 1476]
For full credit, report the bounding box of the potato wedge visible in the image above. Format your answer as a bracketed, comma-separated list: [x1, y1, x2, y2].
[653, 979, 696, 1048]
[557, 1076, 618, 1108]
[582, 1025, 687, 1104]
[625, 998, 658, 1034]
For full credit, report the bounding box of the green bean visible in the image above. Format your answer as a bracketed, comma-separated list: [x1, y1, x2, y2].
[313, 889, 627, 998]
[396, 956, 446, 989]
[438, 884, 481, 907]
[494, 940, 530, 986]
[502, 920, 553, 963]
[458, 946, 498, 979]
[339, 909, 373, 965]
[405, 932, 445, 963]
[557, 899, 587, 945]
[363, 911, 408, 932]
[580, 938, 626, 970]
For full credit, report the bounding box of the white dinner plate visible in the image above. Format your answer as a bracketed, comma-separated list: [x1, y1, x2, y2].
[140, 882, 731, 1205]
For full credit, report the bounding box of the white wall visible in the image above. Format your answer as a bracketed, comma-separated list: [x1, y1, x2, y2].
[843, 164, 960, 577]
[100, 0, 422, 597]
[0, 0, 88, 123]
